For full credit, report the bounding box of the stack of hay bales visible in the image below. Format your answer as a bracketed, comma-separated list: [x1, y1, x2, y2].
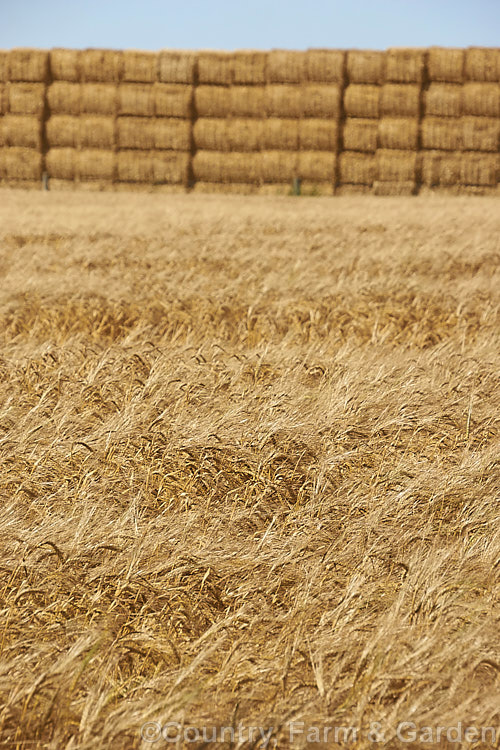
[192, 51, 266, 193]
[0, 49, 48, 188]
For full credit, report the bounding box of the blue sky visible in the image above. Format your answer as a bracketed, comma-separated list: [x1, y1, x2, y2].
[1, 0, 499, 50]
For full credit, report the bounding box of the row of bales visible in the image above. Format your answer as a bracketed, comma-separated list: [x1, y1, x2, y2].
[0, 46, 499, 194]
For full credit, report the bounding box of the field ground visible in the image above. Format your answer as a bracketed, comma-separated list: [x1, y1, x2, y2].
[0, 190, 499, 749]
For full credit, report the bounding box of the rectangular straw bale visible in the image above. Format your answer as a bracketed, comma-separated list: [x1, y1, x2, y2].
[0, 51, 7, 82]
[117, 150, 153, 182]
[344, 85, 380, 118]
[460, 152, 498, 186]
[47, 82, 81, 114]
[261, 151, 298, 182]
[8, 49, 48, 82]
[198, 52, 234, 85]
[373, 180, 416, 196]
[118, 83, 154, 115]
[79, 149, 115, 181]
[117, 117, 155, 149]
[46, 148, 76, 179]
[158, 51, 196, 84]
[423, 84, 462, 117]
[428, 48, 465, 83]
[263, 118, 299, 150]
[8, 83, 45, 115]
[194, 85, 231, 117]
[230, 86, 265, 117]
[123, 51, 158, 82]
[338, 152, 376, 185]
[225, 119, 264, 152]
[50, 49, 81, 81]
[0, 83, 5, 114]
[385, 48, 426, 83]
[154, 83, 192, 117]
[462, 117, 500, 152]
[378, 118, 419, 149]
[421, 118, 462, 151]
[266, 85, 303, 118]
[3, 115, 42, 149]
[154, 119, 191, 150]
[347, 50, 385, 84]
[306, 49, 345, 83]
[343, 118, 378, 152]
[462, 83, 500, 117]
[465, 48, 500, 82]
[192, 151, 262, 183]
[297, 151, 336, 182]
[233, 51, 267, 84]
[80, 49, 124, 82]
[79, 116, 115, 148]
[302, 84, 342, 117]
[268, 50, 306, 83]
[420, 151, 462, 186]
[81, 83, 117, 115]
[153, 151, 190, 184]
[376, 149, 417, 181]
[0, 148, 5, 177]
[46, 115, 79, 147]
[193, 119, 227, 151]
[299, 119, 338, 151]
[5, 147, 42, 180]
[380, 84, 421, 117]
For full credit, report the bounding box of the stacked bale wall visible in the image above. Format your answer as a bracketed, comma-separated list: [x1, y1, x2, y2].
[1, 47, 499, 195]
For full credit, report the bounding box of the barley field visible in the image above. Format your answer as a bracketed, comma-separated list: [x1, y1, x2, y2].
[0, 190, 499, 750]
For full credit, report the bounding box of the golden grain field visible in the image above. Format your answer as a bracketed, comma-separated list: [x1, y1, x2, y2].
[0, 190, 499, 750]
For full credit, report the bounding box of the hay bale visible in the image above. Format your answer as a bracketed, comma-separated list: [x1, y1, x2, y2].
[343, 118, 378, 152]
[79, 149, 115, 181]
[378, 118, 419, 149]
[198, 52, 234, 85]
[79, 116, 115, 148]
[347, 50, 385, 84]
[462, 117, 500, 152]
[153, 151, 190, 184]
[46, 115, 79, 147]
[5, 147, 42, 180]
[420, 151, 462, 186]
[50, 49, 80, 81]
[268, 50, 306, 83]
[81, 83, 117, 115]
[373, 180, 416, 196]
[225, 119, 263, 152]
[8, 83, 45, 115]
[338, 152, 376, 185]
[0, 83, 7, 114]
[47, 82, 81, 114]
[0, 51, 7, 82]
[299, 119, 339, 151]
[155, 84, 192, 118]
[158, 51, 196, 84]
[192, 151, 261, 183]
[462, 83, 500, 117]
[123, 51, 158, 82]
[117, 150, 154, 182]
[380, 84, 421, 117]
[344, 85, 380, 118]
[385, 48, 426, 83]
[118, 84, 154, 116]
[80, 49, 124, 82]
[8, 49, 48, 82]
[154, 119, 191, 150]
[306, 49, 345, 83]
[194, 182, 259, 195]
[428, 48, 465, 83]
[231, 86, 265, 117]
[3, 115, 42, 148]
[302, 84, 342, 117]
[421, 118, 462, 151]
[194, 85, 231, 117]
[266, 85, 303, 117]
[261, 151, 298, 182]
[335, 184, 372, 195]
[460, 152, 498, 186]
[193, 118, 228, 151]
[117, 117, 155, 149]
[465, 48, 500, 82]
[423, 84, 462, 117]
[263, 118, 299, 150]
[46, 148, 76, 179]
[376, 149, 417, 181]
[297, 151, 336, 182]
[233, 51, 267, 84]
